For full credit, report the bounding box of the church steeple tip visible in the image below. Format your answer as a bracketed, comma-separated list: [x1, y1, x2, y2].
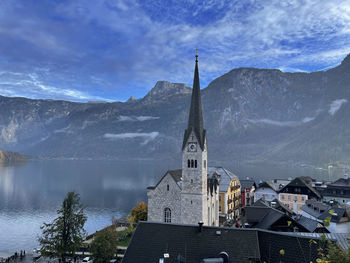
[182, 51, 206, 151]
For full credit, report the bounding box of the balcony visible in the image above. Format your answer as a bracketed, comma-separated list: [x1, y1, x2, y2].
[233, 196, 240, 202]
[230, 185, 240, 191]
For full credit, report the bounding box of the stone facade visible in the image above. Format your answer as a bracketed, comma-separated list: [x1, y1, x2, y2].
[181, 131, 208, 225]
[147, 172, 182, 223]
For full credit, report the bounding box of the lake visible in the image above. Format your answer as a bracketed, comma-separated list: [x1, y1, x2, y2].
[0, 158, 336, 253]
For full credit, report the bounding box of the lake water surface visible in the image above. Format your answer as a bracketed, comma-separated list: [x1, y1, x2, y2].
[0, 158, 336, 253]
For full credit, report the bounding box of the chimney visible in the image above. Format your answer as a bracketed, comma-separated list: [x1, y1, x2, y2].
[198, 221, 204, 232]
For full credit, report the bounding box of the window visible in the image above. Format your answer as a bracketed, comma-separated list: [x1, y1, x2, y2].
[164, 208, 171, 223]
[195, 160, 197, 168]
[288, 195, 291, 201]
[219, 205, 222, 212]
[191, 160, 194, 168]
[167, 184, 169, 191]
[281, 195, 285, 200]
[219, 195, 221, 201]
[187, 159, 190, 168]
[204, 160, 206, 168]
[191, 179, 193, 183]
[301, 196, 305, 201]
[191, 200, 193, 204]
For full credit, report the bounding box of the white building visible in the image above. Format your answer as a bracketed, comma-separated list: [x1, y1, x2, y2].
[254, 181, 278, 202]
[147, 54, 219, 226]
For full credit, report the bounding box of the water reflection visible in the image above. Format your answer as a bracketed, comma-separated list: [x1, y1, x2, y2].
[0, 159, 178, 252]
[0, 158, 344, 252]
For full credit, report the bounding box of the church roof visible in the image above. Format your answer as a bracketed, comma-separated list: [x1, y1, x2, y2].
[182, 54, 206, 151]
[167, 169, 182, 183]
[148, 168, 229, 191]
[147, 169, 182, 190]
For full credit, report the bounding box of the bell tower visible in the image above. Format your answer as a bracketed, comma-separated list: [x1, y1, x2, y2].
[181, 52, 208, 225]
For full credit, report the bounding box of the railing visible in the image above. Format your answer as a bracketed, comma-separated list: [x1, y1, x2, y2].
[233, 196, 240, 202]
[231, 185, 240, 191]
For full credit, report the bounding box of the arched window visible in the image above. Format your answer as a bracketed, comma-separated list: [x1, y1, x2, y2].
[164, 208, 171, 223]
[191, 160, 194, 168]
[187, 159, 190, 168]
[167, 184, 169, 191]
[195, 160, 197, 168]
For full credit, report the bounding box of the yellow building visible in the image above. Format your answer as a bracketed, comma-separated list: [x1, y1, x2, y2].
[209, 167, 241, 221]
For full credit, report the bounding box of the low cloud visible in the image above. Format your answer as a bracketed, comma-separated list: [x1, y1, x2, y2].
[117, 116, 159, 122]
[103, 132, 159, 145]
[248, 116, 315, 127]
[329, 99, 347, 116]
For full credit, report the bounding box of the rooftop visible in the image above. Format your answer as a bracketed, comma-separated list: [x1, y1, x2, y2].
[208, 166, 239, 192]
[123, 221, 345, 263]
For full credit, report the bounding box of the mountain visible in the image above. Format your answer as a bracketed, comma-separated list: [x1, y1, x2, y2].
[0, 149, 27, 163]
[1, 55, 350, 166]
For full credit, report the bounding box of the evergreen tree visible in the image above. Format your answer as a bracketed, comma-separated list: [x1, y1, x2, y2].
[38, 192, 87, 262]
[91, 228, 118, 263]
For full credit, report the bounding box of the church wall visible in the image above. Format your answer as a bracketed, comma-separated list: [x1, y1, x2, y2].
[181, 131, 208, 225]
[147, 174, 181, 224]
[207, 186, 219, 226]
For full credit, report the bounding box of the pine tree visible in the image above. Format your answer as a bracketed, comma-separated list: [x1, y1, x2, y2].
[38, 192, 87, 262]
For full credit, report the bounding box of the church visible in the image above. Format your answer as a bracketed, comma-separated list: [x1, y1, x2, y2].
[147, 54, 220, 226]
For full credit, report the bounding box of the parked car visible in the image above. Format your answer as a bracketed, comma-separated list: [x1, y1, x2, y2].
[82, 257, 93, 263]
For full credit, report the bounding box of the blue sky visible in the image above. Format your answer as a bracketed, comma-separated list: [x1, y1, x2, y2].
[0, 0, 349, 102]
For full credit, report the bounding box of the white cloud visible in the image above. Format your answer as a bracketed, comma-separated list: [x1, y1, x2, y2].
[117, 116, 159, 122]
[103, 132, 159, 145]
[248, 116, 315, 127]
[1, 1, 350, 100]
[54, 125, 72, 134]
[0, 71, 111, 102]
[329, 99, 347, 116]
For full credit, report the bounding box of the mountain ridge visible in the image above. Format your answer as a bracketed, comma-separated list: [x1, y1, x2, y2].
[1, 57, 350, 166]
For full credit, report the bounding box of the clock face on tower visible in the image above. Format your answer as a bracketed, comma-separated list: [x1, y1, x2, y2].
[188, 143, 197, 152]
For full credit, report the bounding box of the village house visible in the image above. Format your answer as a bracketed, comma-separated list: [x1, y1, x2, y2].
[321, 175, 350, 204]
[278, 177, 322, 213]
[254, 181, 279, 202]
[240, 179, 256, 207]
[208, 167, 241, 222]
[301, 199, 350, 233]
[242, 199, 328, 233]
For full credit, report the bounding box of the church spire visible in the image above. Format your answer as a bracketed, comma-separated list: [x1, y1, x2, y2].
[182, 51, 206, 150]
